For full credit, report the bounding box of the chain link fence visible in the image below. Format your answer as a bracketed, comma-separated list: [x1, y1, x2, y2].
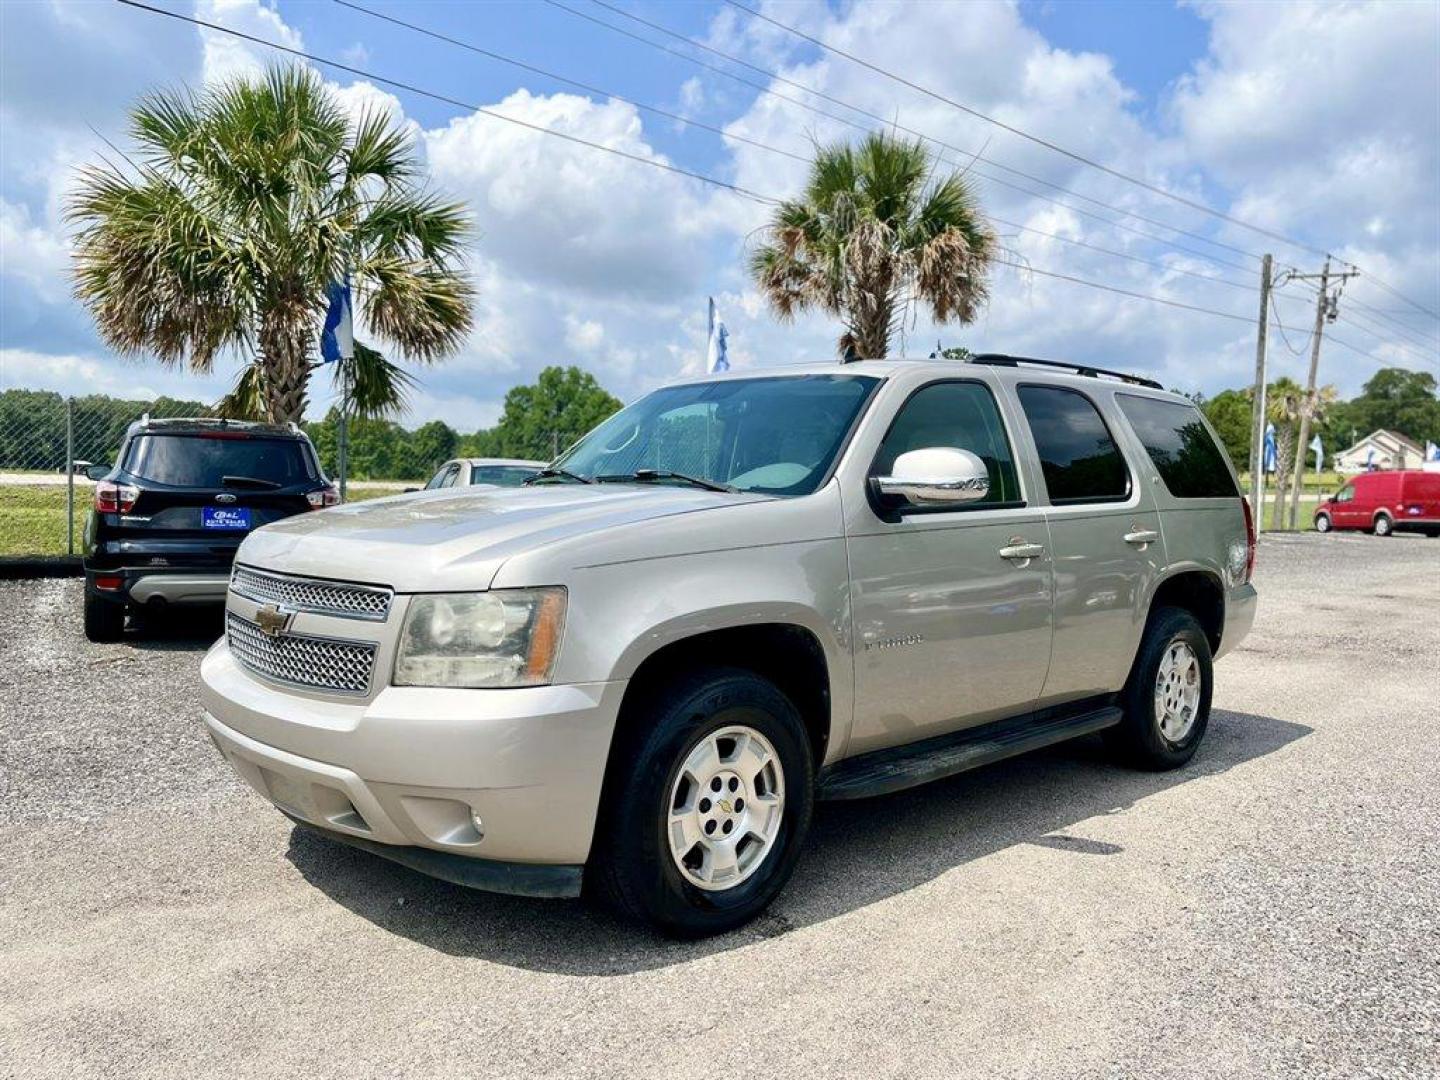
[0, 389, 423, 559]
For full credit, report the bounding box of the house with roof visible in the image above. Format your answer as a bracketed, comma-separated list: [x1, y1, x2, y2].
[1332, 429, 1425, 473]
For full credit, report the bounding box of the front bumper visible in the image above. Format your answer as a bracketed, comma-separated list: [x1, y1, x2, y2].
[201, 639, 626, 876]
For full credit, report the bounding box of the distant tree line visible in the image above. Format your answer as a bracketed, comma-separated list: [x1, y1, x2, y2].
[0, 366, 623, 481]
[1199, 367, 1440, 474]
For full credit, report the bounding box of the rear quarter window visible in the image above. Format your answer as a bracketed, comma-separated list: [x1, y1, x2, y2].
[1116, 394, 1238, 499]
[124, 434, 316, 488]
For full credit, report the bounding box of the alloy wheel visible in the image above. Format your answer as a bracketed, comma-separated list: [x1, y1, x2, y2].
[666, 724, 785, 891]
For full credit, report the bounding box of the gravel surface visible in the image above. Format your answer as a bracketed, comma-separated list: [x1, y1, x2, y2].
[2, 533, 1437, 1079]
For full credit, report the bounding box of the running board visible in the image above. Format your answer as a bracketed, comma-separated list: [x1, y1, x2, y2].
[818, 703, 1123, 801]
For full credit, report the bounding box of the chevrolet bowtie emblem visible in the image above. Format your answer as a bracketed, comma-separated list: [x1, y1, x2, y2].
[254, 603, 295, 637]
[717, 798, 734, 814]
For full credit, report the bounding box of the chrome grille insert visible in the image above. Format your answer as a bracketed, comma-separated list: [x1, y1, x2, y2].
[230, 565, 392, 621]
[226, 613, 377, 696]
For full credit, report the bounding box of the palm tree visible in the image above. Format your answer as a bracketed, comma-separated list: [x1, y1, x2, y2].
[68, 66, 473, 424]
[750, 131, 996, 359]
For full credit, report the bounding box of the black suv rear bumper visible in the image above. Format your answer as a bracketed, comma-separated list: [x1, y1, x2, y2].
[85, 565, 230, 608]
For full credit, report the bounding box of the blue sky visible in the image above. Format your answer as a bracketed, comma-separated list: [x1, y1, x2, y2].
[2, 1, 1436, 432]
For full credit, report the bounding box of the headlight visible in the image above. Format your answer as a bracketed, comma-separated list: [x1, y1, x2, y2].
[394, 587, 566, 688]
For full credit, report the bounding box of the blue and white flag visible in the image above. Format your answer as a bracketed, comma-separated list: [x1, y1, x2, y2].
[320, 276, 354, 364]
[1262, 422, 1277, 474]
[1309, 433, 1323, 471]
[706, 296, 729, 373]
[1427, 440, 1439, 462]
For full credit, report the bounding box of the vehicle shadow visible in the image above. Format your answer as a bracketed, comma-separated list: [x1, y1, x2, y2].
[284, 708, 1308, 975]
[125, 606, 224, 652]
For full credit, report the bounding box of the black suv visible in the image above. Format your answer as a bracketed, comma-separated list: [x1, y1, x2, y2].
[82, 417, 337, 642]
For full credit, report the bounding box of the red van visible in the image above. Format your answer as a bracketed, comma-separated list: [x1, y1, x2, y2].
[1314, 469, 1440, 536]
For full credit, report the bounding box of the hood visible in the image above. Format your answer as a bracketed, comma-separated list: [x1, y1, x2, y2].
[235, 484, 770, 592]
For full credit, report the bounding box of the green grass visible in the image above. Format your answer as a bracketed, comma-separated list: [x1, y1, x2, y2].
[0, 483, 404, 558]
[0, 485, 74, 556]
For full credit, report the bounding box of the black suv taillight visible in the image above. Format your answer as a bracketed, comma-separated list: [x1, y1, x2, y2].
[95, 481, 139, 513]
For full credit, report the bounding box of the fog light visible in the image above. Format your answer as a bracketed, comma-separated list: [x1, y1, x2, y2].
[470, 809, 485, 841]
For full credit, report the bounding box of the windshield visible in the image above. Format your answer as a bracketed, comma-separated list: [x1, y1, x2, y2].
[124, 433, 317, 488]
[554, 375, 879, 496]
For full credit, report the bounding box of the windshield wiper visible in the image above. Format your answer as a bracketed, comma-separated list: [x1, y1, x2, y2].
[595, 469, 736, 493]
[522, 467, 593, 485]
[220, 475, 281, 490]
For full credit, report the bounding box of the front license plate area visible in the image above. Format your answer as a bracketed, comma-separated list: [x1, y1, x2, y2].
[203, 507, 252, 530]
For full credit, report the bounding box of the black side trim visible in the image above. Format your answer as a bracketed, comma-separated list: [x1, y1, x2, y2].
[285, 815, 583, 899]
[818, 699, 1122, 801]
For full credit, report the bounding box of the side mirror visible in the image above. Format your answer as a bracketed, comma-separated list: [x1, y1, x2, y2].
[85, 464, 111, 481]
[874, 447, 991, 507]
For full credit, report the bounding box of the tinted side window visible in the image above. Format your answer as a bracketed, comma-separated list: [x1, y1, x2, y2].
[1016, 386, 1129, 504]
[1116, 394, 1239, 498]
[470, 466, 539, 487]
[873, 381, 1021, 506]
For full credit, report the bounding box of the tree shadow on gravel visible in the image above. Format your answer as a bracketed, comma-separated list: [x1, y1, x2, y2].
[284, 708, 1309, 975]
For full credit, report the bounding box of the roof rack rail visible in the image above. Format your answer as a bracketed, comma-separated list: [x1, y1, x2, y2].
[968, 353, 1164, 391]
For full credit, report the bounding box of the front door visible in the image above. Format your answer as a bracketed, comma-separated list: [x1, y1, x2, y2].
[845, 379, 1054, 756]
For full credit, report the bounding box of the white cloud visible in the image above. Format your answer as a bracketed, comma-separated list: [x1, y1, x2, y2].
[0, 199, 70, 303]
[198, 0, 304, 85]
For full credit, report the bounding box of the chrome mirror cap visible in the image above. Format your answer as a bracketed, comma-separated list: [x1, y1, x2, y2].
[874, 447, 991, 506]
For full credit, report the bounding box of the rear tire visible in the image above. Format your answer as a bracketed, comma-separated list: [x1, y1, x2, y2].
[1373, 512, 1393, 537]
[591, 667, 814, 937]
[1314, 513, 1331, 533]
[84, 593, 125, 643]
[1108, 607, 1213, 771]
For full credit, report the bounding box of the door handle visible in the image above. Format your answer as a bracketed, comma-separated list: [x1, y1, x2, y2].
[1123, 528, 1160, 547]
[998, 541, 1045, 562]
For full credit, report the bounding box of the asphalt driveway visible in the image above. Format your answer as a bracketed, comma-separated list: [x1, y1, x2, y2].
[1, 533, 1436, 1078]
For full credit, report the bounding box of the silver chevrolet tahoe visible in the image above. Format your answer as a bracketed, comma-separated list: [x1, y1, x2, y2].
[201, 355, 1258, 936]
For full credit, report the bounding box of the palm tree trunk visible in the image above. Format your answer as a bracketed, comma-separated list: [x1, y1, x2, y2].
[258, 308, 311, 425]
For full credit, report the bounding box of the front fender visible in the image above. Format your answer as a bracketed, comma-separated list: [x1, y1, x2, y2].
[548, 538, 855, 757]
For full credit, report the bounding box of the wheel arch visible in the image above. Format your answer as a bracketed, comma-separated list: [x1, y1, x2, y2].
[1146, 567, 1225, 655]
[612, 619, 837, 770]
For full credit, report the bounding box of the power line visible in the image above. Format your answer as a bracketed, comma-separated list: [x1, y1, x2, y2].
[568, 0, 1265, 270]
[332, 0, 811, 165]
[335, 0, 1262, 301]
[1343, 293, 1440, 351]
[113, 0, 780, 206]
[725, 0, 1440, 327]
[722, 0, 1328, 260]
[113, 0, 1433, 377]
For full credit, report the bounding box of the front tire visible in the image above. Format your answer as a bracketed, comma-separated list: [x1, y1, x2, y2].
[1314, 513, 1331, 533]
[592, 668, 814, 937]
[1108, 608, 1213, 771]
[1373, 512, 1393, 537]
[83, 592, 125, 643]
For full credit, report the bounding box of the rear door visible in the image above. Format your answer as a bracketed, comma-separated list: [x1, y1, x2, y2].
[112, 432, 319, 566]
[1009, 383, 1165, 707]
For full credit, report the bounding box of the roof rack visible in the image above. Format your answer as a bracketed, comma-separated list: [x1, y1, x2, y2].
[968, 353, 1164, 391]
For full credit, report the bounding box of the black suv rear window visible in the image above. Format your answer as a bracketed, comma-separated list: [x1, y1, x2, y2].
[1016, 385, 1130, 504]
[124, 434, 316, 488]
[1116, 394, 1238, 499]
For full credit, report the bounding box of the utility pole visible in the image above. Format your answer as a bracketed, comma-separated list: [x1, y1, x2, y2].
[1286, 257, 1359, 529]
[1248, 255, 1273, 530]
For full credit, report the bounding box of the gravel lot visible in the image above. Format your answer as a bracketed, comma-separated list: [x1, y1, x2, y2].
[2, 533, 1437, 1079]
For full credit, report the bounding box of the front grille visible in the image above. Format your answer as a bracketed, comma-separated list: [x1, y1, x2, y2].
[226, 613, 377, 696]
[230, 565, 392, 621]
